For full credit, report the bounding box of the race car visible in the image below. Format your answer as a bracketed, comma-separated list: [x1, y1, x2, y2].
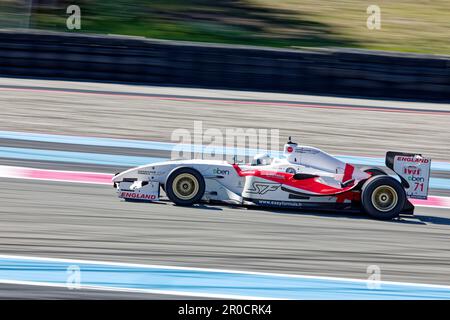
[112, 138, 431, 220]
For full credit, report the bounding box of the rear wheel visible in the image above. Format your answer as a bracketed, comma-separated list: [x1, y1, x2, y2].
[361, 176, 406, 220]
[165, 167, 205, 206]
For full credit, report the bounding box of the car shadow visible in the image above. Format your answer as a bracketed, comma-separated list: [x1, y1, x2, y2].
[193, 203, 224, 211]
[245, 205, 433, 225]
[245, 205, 368, 220]
[156, 199, 225, 211]
[127, 198, 447, 224]
[415, 215, 450, 226]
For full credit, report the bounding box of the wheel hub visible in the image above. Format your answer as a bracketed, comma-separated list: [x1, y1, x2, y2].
[172, 173, 199, 200]
[371, 185, 398, 212]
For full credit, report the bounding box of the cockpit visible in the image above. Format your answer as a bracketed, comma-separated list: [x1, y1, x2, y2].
[251, 153, 273, 166]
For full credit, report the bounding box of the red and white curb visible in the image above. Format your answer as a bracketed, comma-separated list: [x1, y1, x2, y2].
[0, 165, 450, 209]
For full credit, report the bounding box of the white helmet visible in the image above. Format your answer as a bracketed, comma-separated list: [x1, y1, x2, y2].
[252, 153, 273, 166]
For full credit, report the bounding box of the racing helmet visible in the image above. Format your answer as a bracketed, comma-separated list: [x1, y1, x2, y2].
[252, 153, 273, 166]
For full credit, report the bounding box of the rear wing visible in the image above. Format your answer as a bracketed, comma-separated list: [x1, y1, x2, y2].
[385, 152, 431, 200]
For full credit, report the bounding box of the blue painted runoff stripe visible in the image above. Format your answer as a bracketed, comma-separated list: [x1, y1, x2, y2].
[1, 255, 450, 299]
[0, 146, 449, 189]
[430, 178, 450, 190]
[1, 131, 449, 172]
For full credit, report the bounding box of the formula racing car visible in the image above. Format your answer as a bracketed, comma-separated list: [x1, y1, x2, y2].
[113, 138, 431, 220]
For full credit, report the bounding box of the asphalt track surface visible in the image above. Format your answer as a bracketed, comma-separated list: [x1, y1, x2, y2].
[1, 178, 450, 294]
[0, 77, 449, 160]
[0, 77, 449, 299]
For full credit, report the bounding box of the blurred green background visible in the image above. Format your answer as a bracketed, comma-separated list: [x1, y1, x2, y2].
[1, 0, 449, 54]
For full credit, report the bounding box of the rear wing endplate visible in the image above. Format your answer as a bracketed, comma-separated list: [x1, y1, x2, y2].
[385, 151, 431, 200]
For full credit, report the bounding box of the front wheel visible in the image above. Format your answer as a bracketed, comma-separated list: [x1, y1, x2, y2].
[165, 167, 205, 206]
[361, 176, 406, 220]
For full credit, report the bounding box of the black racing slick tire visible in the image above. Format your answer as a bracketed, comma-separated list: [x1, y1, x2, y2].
[165, 167, 205, 206]
[361, 175, 406, 220]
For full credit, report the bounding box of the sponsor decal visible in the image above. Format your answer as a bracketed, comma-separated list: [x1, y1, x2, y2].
[408, 176, 425, 182]
[138, 170, 164, 175]
[247, 181, 281, 195]
[265, 173, 286, 179]
[213, 168, 230, 175]
[294, 147, 319, 154]
[405, 165, 425, 183]
[394, 155, 431, 199]
[138, 170, 154, 175]
[397, 156, 430, 164]
[257, 199, 303, 207]
[404, 166, 421, 176]
[120, 192, 157, 200]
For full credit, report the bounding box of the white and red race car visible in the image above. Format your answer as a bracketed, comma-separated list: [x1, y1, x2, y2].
[113, 138, 431, 220]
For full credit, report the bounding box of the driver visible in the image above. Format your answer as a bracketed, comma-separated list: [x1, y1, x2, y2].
[252, 153, 273, 166]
